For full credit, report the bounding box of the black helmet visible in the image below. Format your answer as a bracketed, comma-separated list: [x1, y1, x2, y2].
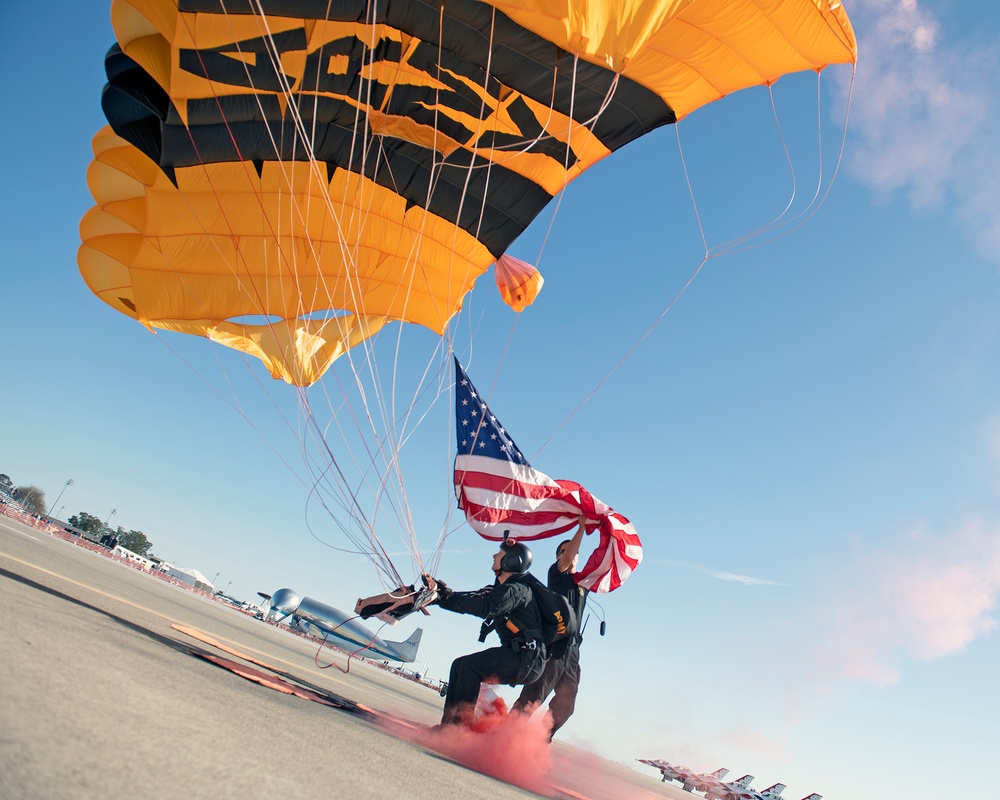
[499, 538, 532, 574]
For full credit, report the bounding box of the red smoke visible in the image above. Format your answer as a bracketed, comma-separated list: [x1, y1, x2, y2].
[375, 688, 669, 798]
[393, 690, 555, 793]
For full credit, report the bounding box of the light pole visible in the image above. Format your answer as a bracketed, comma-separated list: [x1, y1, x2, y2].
[47, 478, 74, 516]
[105, 508, 117, 532]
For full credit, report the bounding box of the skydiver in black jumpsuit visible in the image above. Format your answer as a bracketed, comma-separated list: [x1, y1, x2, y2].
[511, 519, 588, 739]
[428, 539, 547, 727]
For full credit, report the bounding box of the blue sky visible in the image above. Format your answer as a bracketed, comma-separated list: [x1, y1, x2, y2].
[3, 2, 1000, 799]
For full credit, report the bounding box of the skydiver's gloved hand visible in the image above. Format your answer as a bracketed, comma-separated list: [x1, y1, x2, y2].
[422, 574, 452, 603]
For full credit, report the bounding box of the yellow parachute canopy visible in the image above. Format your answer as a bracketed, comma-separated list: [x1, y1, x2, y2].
[79, 0, 856, 386]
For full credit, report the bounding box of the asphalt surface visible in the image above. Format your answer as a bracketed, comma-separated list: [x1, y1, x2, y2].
[0, 516, 686, 800]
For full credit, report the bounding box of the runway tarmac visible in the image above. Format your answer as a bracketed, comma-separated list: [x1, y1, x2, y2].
[1, 515, 688, 800]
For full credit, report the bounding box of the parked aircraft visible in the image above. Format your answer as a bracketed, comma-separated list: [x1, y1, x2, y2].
[682, 767, 731, 793]
[636, 760, 730, 791]
[732, 783, 785, 800]
[637, 759, 812, 800]
[636, 759, 686, 785]
[262, 588, 422, 662]
[703, 773, 756, 800]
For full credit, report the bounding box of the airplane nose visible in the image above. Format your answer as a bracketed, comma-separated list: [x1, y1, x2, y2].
[269, 588, 301, 614]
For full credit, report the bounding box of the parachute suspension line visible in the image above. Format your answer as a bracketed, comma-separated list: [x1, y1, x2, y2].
[415, 3, 491, 338]
[693, 67, 856, 261]
[144, 8, 324, 400]
[797, 65, 857, 229]
[312, 3, 419, 571]
[300, 374, 416, 580]
[484, 61, 623, 466]
[480, 58, 621, 163]
[712, 83, 801, 255]
[400, 4, 523, 579]
[324, 4, 458, 585]
[534, 78, 707, 458]
[700, 89, 811, 259]
[528, 55, 584, 261]
[240, 0, 392, 337]
[293, 368, 410, 579]
[532, 254, 711, 460]
[317, 0, 456, 570]
[529, 64, 622, 269]
[307, 339, 443, 586]
[533, 66, 858, 459]
[171, 2, 421, 588]
[300, 393, 408, 585]
[316, 619, 395, 674]
[438, 58, 627, 542]
[185, 3, 315, 293]
[712, 66, 854, 257]
[194, 11, 356, 439]
[240, 0, 439, 585]
[423, 12, 529, 567]
[313, 616, 385, 674]
[461, 5, 501, 247]
[254, 0, 341, 334]
[102, 8, 358, 563]
[147, 295, 387, 573]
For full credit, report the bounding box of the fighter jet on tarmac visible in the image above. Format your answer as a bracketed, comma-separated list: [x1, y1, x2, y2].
[703, 773, 756, 800]
[636, 759, 686, 784]
[636, 760, 729, 791]
[683, 767, 732, 793]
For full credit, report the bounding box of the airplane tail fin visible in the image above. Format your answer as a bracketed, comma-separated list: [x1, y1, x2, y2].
[735, 775, 755, 789]
[711, 768, 729, 780]
[800, 795, 822, 800]
[762, 784, 786, 798]
[384, 627, 422, 662]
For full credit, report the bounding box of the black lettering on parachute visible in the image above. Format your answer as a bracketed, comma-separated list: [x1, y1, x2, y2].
[518, 572, 578, 661]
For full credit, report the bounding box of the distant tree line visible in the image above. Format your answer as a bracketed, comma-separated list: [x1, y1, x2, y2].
[0, 473, 47, 516]
[68, 511, 153, 557]
[1, 471, 154, 557]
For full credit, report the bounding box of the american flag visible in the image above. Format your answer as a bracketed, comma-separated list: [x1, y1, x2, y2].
[452, 356, 642, 593]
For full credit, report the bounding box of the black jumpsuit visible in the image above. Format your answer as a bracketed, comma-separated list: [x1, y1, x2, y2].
[511, 562, 589, 737]
[437, 573, 546, 726]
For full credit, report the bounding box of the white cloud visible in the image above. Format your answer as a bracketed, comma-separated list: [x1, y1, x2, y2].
[702, 569, 783, 586]
[656, 558, 782, 585]
[815, 519, 1000, 686]
[843, 0, 1000, 263]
